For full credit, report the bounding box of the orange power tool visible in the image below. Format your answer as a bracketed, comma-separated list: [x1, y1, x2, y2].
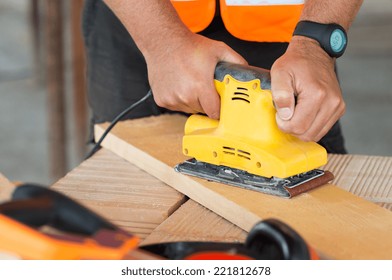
[0, 184, 318, 260]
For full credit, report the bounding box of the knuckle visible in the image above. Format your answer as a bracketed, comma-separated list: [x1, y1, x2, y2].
[340, 101, 346, 115]
[299, 134, 314, 142]
[154, 94, 175, 109]
[330, 95, 343, 108]
[178, 93, 192, 104]
[273, 93, 291, 105]
[313, 88, 327, 100]
[278, 118, 309, 136]
[273, 91, 288, 101]
[216, 41, 229, 50]
[290, 122, 309, 135]
[153, 96, 165, 107]
[209, 111, 220, 119]
[292, 127, 308, 136]
[270, 61, 283, 72]
[179, 86, 202, 106]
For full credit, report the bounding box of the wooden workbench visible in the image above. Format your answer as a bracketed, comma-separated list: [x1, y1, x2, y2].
[1, 148, 391, 258]
[50, 148, 391, 248]
[50, 149, 247, 243]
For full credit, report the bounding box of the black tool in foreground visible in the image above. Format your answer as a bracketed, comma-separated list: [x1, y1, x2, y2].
[0, 184, 318, 259]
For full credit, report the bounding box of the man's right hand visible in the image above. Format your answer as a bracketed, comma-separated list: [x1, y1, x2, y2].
[145, 33, 247, 119]
[104, 0, 247, 119]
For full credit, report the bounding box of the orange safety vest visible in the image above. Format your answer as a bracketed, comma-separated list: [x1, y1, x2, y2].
[171, 0, 304, 42]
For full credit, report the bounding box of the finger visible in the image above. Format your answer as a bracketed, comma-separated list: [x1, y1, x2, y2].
[289, 96, 344, 142]
[219, 43, 248, 66]
[173, 70, 220, 118]
[271, 69, 295, 121]
[276, 92, 322, 136]
[177, 88, 205, 113]
[153, 91, 202, 114]
[203, 45, 244, 119]
[299, 110, 332, 141]
[165, 102, 200, 115]
[297, 107, 341, 142]
[312, 101, 345, 142]
[199, 82, 221, 119]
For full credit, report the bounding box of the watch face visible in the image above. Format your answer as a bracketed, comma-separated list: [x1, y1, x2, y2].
[330, 29, 347, 53]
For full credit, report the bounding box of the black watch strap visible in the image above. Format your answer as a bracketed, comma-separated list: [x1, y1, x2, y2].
[293, 21, 348, 58]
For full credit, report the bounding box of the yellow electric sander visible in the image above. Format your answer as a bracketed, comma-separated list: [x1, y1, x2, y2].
[175, 62, 334, 198]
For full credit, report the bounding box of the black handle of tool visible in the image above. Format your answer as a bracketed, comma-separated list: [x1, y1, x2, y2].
[0, 195, 56, 228]
[0, 184, 119, 236]
[141, 219, 312, 260]
[214, 62, 271, 90]
[245, 219, 311, 260]
[214, 62, 298, 108]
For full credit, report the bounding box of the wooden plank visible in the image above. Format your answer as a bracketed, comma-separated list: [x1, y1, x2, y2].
[51, 149, 186, 241]
[141, 200, 247, 246]
[140, 153, 392, 246]
[142, 154, 392, 245]
[95, 115, 392, 259]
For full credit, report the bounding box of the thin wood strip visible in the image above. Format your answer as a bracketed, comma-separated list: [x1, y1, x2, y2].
[113, 220, 158, 230]
[95, 115, 392, 259]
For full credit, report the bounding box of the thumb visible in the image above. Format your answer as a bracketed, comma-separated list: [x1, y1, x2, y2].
[271, 69, 295, 121]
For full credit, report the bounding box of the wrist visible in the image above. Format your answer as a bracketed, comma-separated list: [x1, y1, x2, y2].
[289, 36, 335, 62]
[292, 21, 348, 58]
[142, 27, 192, 58]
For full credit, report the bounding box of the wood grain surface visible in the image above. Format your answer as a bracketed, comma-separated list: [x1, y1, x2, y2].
[142, 199, 247, 246]
[51, 149, 186, 240]
[325, 154, 392, 210]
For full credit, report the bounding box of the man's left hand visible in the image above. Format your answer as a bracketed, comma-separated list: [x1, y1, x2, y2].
[270, 36, 346, 142]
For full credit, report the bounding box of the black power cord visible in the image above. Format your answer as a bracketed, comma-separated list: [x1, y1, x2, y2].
[85, 90, 153, 159]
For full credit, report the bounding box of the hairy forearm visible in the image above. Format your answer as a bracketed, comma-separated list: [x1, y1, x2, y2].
[301, 0, 363, 30]
[103, 0, 191, 59]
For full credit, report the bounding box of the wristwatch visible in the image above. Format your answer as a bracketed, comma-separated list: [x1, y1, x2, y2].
[293, 20, 348, 58]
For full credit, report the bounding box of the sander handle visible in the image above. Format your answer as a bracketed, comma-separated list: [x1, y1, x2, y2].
[214, 61, 271, 89]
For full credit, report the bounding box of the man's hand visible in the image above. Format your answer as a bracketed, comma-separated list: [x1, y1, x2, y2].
[145, 33, 247, 119]
[104, 0, 247, 120]
[270, 36, 345, 142]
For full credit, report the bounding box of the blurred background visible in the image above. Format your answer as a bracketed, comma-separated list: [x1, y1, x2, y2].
[0, 0, 391, 186]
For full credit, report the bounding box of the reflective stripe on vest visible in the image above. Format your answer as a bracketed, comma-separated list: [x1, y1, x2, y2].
[171, 0, 304, 42]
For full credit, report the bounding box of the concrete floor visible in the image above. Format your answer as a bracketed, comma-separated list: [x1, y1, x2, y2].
[1, 0, 392, 185]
